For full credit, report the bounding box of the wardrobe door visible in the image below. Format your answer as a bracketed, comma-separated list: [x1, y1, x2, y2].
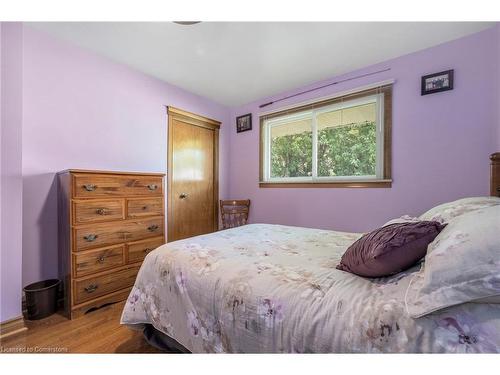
[167, 107, 220, 241]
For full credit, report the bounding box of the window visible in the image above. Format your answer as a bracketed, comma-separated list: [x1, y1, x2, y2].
[260, 85, 392, 187]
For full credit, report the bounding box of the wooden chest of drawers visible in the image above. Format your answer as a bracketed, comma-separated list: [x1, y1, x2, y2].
[58, 170, 165, 319]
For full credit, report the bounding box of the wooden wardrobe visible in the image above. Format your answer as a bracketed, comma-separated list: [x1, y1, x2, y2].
[167, 107, 220, 241]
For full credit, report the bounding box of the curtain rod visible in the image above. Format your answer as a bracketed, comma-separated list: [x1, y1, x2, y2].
[258, 67, 391, 109]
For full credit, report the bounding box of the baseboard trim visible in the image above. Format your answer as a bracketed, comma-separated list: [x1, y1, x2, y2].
[0, 316, 28, 340]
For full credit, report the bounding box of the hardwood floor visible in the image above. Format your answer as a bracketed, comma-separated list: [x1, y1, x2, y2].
[0, 302, 162, 353]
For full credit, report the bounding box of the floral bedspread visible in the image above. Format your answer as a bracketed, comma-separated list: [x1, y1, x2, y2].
[121, 224, 500, 353]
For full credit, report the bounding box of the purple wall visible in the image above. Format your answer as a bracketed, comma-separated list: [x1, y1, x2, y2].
[21, 26, 230, 288]
[0, 22, 3, 288]
[1, 23, 24, 322]
[497, 24, 500, 150]
[229, 26, 499, 233]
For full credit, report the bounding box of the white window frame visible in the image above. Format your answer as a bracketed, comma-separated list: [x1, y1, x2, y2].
[262, 93, 385, 183]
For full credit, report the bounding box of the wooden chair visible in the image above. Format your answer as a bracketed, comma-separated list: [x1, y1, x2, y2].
[220, 200, 251, 229]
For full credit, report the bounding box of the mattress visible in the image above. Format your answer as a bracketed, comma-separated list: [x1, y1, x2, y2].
[121, 224, 500, 353]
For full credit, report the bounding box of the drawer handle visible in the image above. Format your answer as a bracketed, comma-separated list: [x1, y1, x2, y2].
[143, 247, 153, 253]
[96, 255, 106, 263]
[83, 234, 98, 242]
[84, 284, 98, 293]
[96, 208, 108, 215]
[179, 193, 188, 199]
[147, 224, 159, 232]
[147, 184, 158, 191]
[83, 184, 97, 192]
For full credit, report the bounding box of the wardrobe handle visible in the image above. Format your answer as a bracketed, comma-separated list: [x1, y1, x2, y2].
[179, 193, 188, 199]
[83, 184, 97, 191]
[83, 234, 98, 242]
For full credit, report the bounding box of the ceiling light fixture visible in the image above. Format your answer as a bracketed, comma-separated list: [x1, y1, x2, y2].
[173, 21, 201, 26]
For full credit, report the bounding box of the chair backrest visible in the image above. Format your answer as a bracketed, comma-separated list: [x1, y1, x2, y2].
[220, 199, 251, 229]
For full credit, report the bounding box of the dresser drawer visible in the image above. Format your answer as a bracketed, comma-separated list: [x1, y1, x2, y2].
[127, 237, 164, 264]
[74, 217, 164, 251]
[127, 198, 163, 218]
[74, 245, 125, 277]
[73, 265, 140, 305]
[73, 199, 125, 225]
[73, 174, 163, 198]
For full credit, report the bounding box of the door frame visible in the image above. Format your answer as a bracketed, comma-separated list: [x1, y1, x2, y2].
[166, 106, 221, 242]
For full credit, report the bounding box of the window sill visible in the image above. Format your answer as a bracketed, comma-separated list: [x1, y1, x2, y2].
[259, 179, 392, 188]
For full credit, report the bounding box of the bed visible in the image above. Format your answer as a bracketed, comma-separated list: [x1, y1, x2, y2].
[121, 218, 500, 353]
[121, 153, 500, 353]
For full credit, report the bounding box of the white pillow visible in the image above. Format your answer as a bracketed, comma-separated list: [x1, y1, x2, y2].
[419, 196, 500, 224]
[382, 215, 421, 227]
[405, 205, 500, 318]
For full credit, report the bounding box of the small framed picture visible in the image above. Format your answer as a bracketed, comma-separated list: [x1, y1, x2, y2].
[421, 69, 454, 96]
[236, 113, 252, 133]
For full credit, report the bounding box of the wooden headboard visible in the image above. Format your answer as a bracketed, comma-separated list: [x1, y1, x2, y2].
[491, 152, 500, 197]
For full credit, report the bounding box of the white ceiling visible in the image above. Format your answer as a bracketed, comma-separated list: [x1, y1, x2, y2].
[28, 22, 495, 107]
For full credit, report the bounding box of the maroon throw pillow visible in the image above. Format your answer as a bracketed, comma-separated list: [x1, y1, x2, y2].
[336, 221, 446, 278]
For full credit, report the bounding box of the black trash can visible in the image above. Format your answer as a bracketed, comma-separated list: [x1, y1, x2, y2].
[23, 279, 61, 320]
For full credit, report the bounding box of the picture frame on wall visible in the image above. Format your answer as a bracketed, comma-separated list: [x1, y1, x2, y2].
[236, 113, 252, 133]
[421, 69, 454, 95]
